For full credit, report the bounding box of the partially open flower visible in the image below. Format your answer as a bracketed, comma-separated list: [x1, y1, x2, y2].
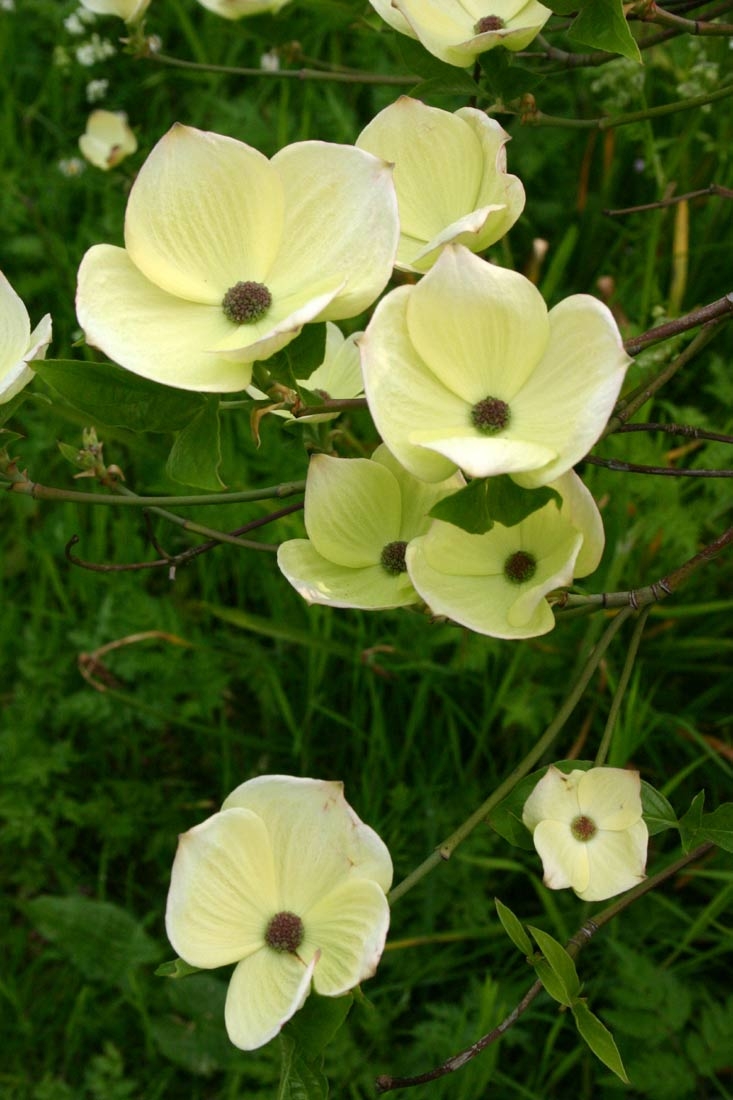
[166, 776, 392, 1050]
[406, 470, 604, 638]
[522, 766, 648, 902]
[0, 271, 52, 404]
[368, 0, 551, 66]
[277, 445, 464, 610]
[79, 110, 137, 171]
[360, 245, 631, 487]
[79, 0, 151, 22]
[76, 125, 398, 392]
[194, 0, 291, 16]
[356, 99, 525, 273]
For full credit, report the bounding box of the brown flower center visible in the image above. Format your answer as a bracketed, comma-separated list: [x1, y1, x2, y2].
[504, 551, 537, 584]
[475, 15, 506, 32]
[222, 280, 272, 324]
[471, 396, 511, 434]
[264, 911, 304, 953]
[380, 540, 409, 576]
[571, 815, 598, 842]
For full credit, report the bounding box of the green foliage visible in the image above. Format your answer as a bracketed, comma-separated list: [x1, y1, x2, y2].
[567, 0, 642, 62]
[429, 476, 560, 535]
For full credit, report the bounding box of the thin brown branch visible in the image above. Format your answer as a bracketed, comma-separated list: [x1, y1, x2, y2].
[583, 455, 733, 477]
[606, 182, 733, 216]
[145, 51, 417, 86]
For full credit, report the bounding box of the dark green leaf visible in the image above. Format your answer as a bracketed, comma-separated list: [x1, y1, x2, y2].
[0, 391, 28, 426]
[571, 1000, 630, 1082]
[265, 325, 328, 388]
[409, 73, 482, 98]
[36, 360, 206, 432]
[569, 0, 641, 62]
[678, 790, 705, 853]
[479, 50, 544, 101]
[283, 993, 353, 1057]
[529, 925, 581, 1003]
[166, 397, 225, 491]
[429, 476, 560, 535]
[495, 898, 533, 956]
[641, 782, 678, 836]
[699, 803, 733, 853]
[534, 959, 575, 1007]
[155, 957, 203, 979]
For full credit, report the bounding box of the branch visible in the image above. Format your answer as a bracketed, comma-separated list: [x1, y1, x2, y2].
[518, 82, 733, 130]
[583, 455, 733, 477]
[144, 51, 418, 86]
[606, 182, 733, 216]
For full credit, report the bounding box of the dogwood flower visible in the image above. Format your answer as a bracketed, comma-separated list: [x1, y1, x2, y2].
[194, 0, 291, 16]
[76, 125, 398, 392]
[79, 0, 151, 22]
[367, 0, 551, 66]
[277, 445, 464, 610]
[166, 776, 392, 1050]
[522, 766, 648, 901]
[360, 245, 631, 487]
[406, 470, 604, 638]
[0, 272, 52, 404]
[79, 110, 137, 170]
[356, 99, 525, 273]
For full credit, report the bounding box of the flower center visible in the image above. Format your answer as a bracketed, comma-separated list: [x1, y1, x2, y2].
[222, 281, 272, 325]
[470, 396, 511, 434]
[475, 15, 506, 32]
[380, 540, 408, 576]
[571, 815, 598, 842]
[504, 551, 537, 584]
[264, 911, 304, 953]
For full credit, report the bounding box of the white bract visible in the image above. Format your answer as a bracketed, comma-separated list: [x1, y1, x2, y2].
[367, 0, 551, 66]
[406, 471, 604, 638]
[79, 110, 137, 170]
[0, 272, 52, 404]
[79, 0, 151, 21]
[522, 766, 649, 901]
[361, 245, 631, 487]
[166, 776, 392, 1050]
[194, 0, 291, 16]
[278, 445, 464, 610]
[76, 125, 398, 392]
[356, 99, 525, 273]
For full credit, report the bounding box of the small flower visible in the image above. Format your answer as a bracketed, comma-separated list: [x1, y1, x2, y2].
[76, 124, 398, 392]
[368, 0, 551, 67]
[356, 98, 525, 274]
[79, 110, 137, 170]
[58, 157, 86, 177]
[277, 445, 464, 610]
[360, 245, 631, 487]
[259, 49, 280, 71]
[194, 0, 291, 17]
[79, 0, 151, 22]
[406, 470, 604, 638]
[0, 271, 52, 404]
[86, 78, 109, 103]
[522, 766, 648, 902]
[166, 776, 392, 1050]
[75, 33, 116, 66]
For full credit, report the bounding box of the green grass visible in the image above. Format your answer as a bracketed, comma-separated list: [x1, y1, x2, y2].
[2, 1, 732, 1098]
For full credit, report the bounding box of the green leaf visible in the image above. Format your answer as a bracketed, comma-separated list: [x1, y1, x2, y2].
[283, 993, 353, 1057]
[479, 50, 544, 102]
[25, 895, 159, 986]
[571, 1000, 630, 1083]
[0, 391, 29, 426]
[568, 0, 642, 62]
[495, 898, 533, 956]
[265, 325, 328, 388]
[277, 1042, 329, 1100]
[155, 957, 203, 979]
[429, 476, 560, 534]
[678, 790, 705, 853]
[36, 360, 206, 432]
[166, 397, 225, 490]
[534, 959, 575, 1007]
[699, 803, 733, 853]
[641, 782, 678, 836]
[409, 73, 482, 98]
[529, 925, 581, 1005]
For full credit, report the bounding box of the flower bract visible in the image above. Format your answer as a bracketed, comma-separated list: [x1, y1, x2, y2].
[79, 0, 151, 21]
[360, 245, 631, 486]
[79, 110, 137, 171]
[166, 775, 393, 1050]
[76, 124, 399, 392]
[0, 271, 52, 404]
[194, 0, 291, 15]
[356, 98, 525, 273]
[277, 444, 464, 610]
[368, 0, 552, 66]
[522, 766, 649, 901]
[406, 470, 604, 638]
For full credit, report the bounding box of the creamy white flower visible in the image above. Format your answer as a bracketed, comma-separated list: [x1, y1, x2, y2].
[0, 272, 52, 404]
[194, 0, 291, 17]
[357, 99, 525, 273]
[361, 245, 631, 487]
[523, 767, 648, 901]
[79, 110, 137, 170]
[166, 776, 392, 1050]
[79, 0, 151, 21]
[368, 0, 551, 66]
[76, 125, 399, 392]
[406, 470, 604, 638]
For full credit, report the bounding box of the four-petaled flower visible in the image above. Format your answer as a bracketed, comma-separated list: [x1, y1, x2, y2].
[357, 98, 525, 273]
[76, 124, 398, 392]
[79, 110, 137, 171]
[368, 0, 552, 67]
[166, 776, 393, 1050]
[360, 244, 631, 487]
[522, 766, 649, 902]
[0, 271, 52, 404]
